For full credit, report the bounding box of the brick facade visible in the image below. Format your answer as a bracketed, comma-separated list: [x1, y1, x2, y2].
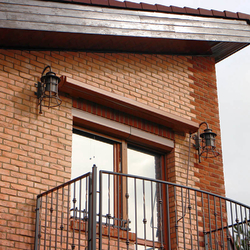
[0, 50, 224, 249]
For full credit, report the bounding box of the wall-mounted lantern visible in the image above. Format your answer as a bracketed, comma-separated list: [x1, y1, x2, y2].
[35, 66, 62, 114]
[193, 122, 220, 162]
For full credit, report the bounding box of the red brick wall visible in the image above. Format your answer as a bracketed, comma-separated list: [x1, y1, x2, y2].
[0, 50, 73, 249]
[189, 57, 224, 195]
[0, 50, 224, 249]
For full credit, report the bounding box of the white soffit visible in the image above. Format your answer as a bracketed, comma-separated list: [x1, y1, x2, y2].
[72, 108, 175, 151]
[0, 0, 250, 43]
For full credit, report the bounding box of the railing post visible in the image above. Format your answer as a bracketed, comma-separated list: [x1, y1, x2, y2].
[99, 170, 103, 250]
[88, 165, 97, 250]
[34, 196, 41, 250]
[204, 233, 208, 250]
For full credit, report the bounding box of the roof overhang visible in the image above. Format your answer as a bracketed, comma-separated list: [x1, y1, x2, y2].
[0, 0, 250, 62]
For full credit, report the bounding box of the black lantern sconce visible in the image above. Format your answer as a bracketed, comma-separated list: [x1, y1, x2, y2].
[35, 66, 62, 114]
[193, 122, 220, 162]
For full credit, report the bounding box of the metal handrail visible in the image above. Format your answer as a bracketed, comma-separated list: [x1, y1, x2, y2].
[100, 170, 250, 209]
[37, 172, 91, 198]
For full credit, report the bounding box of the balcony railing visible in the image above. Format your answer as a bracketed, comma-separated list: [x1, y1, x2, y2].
[35, 165, 250, 249]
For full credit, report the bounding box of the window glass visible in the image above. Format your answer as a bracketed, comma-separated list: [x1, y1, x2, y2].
[127, 147, 158, 178]
[127, 147, 161, 242]
[72, 130, 117, 220]
[72, 131, 114, 179]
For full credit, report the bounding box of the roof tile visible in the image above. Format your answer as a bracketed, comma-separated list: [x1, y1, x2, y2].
[198, 8, 213, 16]
[108, 0, 126, 8]
[73, 0, 91, 3]
[91, 0, 109, 5]
[211, 9, 225, 18]
[155, 4, 172, 12]
[125, 1, 142, 9]
[170, 5, 186, 14]
[141, 2, 157, 11]
[237, 12, 250, 21]
[224, 11, 238, 19]
[184, 7, 200, 15]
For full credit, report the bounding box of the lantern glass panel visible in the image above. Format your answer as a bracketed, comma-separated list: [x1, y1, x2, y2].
[44, 74, 59, 96]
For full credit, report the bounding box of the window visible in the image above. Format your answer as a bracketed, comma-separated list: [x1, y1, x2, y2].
[72, 128, 163, 180]
[72, 128, 168, 248]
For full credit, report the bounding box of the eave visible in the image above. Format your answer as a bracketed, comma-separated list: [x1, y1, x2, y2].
[0, 0, 250, 62]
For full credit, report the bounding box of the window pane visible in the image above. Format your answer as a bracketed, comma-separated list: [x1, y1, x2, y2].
[72, 131, 116, 222]
[72, 132, 113, 179]
[128, 148, 158, 179]
[127, 148, 161, 243]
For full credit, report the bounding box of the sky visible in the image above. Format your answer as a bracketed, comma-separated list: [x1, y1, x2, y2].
[129, 0, 250, 205]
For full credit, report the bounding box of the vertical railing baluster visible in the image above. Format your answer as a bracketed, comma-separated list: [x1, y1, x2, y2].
[89, 165, 97, 250]
[60, 187, 64, 248]
[134, 178, 138, 250]
[89, 172, 93, 250]
[112, 174, 115, 233]
[142, 179, 147, 249]
[49, 192, 53, 250]
[44, 195, 48, 250]
[246, 208, 250, 250]
[159, 183, 164, 250]
[117, 174, 120, 250]
[34, 196, 41, 250]
[78, 179, 82, 249]
[207, 194, 212, 250]
[201, 193, 206, 250]
[235, 203, 241, 249]
[108, 173, 111, 250]
[225, 200, 230, 250]
[126, 176, 129, 250]
[195, 191, 200, 250]
[72, 182, 76, 249]
[99, 171, 103, 250]
[92, 166, 97, 250]
[66, 185, 70, 250]
[230, 202, 236, 248]
[39, 196, 42, 250]
[174, 186, 178, 248]
[55, 189, 58, 249]
[244, 207, 249, 250]
[240, 205, 244, 249]
[181, 188, 186, 250]
[213, 196, 218, 250]
[188, 189, 193, 249]
[219, 198, 225, 250]
[150, 181, 155, 248]
[85, 177, 88, 247]
[165, 183, 170, 250]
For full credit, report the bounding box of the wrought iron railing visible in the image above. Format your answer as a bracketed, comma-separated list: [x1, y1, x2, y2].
[35, 166, 250, 249]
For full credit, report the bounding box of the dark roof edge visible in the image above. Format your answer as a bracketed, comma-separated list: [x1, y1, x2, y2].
[46, 0, 250, 23]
